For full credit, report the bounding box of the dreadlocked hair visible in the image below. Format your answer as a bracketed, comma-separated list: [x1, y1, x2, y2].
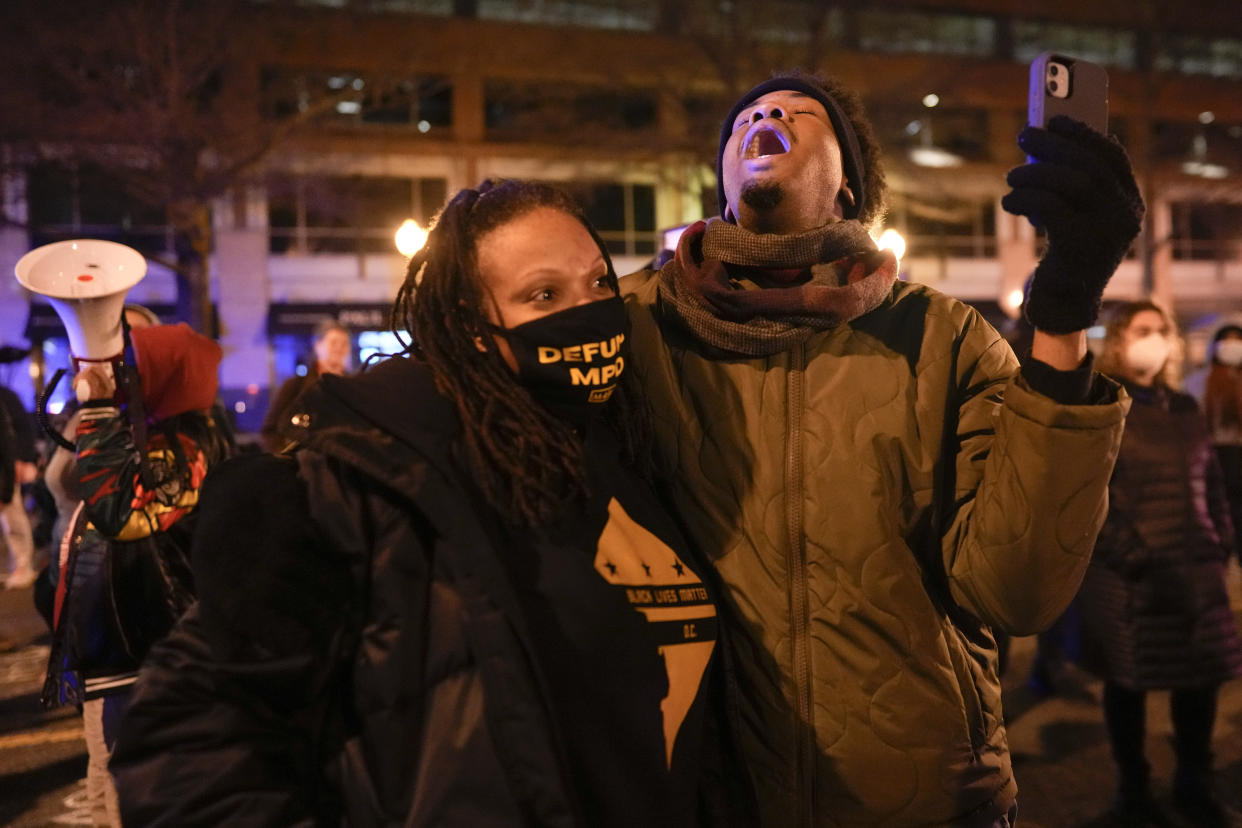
[391, 178, 650, 531]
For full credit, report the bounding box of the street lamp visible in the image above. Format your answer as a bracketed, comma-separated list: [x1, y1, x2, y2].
[875, 228, 907, 261]
[395, 219, 428, 257]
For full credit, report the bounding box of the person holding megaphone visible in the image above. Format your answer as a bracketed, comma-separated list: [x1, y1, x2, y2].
[41, 320, 232, 826]
[16, 239, 233, 826]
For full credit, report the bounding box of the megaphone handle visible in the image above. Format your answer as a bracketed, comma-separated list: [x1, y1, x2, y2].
[72, 361, 115, 403]
[37, 369, 77, 452]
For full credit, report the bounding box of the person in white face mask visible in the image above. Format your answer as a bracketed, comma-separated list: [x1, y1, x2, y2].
[1079, 300, 1242, 826]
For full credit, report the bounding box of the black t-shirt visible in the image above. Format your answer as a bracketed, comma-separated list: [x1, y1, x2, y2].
[505, 427, 718, 828]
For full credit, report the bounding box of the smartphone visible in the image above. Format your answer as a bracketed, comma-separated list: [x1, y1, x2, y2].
[1028, 52, 1109, 134]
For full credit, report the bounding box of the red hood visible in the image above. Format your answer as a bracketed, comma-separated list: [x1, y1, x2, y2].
[130, 323, 222, 421]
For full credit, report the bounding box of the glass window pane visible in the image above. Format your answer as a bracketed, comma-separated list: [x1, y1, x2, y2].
[1012, 21, 1136, 69]
[857, 10, 995, 57]
[485, 81, 657, 141]
[1156, 35, 1242, 78]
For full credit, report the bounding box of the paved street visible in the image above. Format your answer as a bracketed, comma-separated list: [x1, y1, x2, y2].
[2, 566, 1240, 827]
[0, 582, 88, 827]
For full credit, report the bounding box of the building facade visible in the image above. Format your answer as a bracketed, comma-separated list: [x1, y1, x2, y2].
[2, 0, 1241, 430]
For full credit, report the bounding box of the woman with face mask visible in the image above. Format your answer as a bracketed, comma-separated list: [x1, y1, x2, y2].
[108, 180, 747, 828]
[1078, 300, 1242, 826]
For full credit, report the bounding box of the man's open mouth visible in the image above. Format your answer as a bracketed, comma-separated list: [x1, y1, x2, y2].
[743, 126, 791, 159]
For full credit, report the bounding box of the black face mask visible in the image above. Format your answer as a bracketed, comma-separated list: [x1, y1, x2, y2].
[494, 296, 628, 418]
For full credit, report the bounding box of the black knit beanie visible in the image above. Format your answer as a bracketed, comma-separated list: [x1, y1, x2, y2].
[716, 75, 866, 223]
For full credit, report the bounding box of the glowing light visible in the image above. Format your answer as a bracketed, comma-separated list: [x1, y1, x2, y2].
[1004, 288, 1025, 311]
[395, 219, 429, 257]
[246, 383, 260, 395]
[336, 100, 361, 115]
[234, 401, 247, 414]
[48, 401, 65, 415]
[909, 146, 963, 168]
[1182, 160, 1229, 179]
[922, 93, 940, 108]
[1199, 111, 1216, 125]
[417, 120, 431, 133]
[875, 229, 906, 261]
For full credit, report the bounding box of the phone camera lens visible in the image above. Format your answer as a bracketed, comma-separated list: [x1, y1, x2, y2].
[1049, 80, 1059, 93]
[1050, 64, 1061, 76]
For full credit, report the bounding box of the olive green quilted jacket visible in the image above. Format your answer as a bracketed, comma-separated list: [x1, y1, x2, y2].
[623, 272, 1128, 827]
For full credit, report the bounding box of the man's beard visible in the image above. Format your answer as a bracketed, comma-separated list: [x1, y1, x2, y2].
[741, 182, 783, 213]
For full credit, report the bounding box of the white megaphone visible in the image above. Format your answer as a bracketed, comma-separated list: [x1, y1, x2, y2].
[15, 239, 147, 367]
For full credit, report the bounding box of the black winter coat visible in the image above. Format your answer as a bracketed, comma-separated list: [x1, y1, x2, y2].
[1079, 382, 1242, 690]
[110, 357, 744, 827]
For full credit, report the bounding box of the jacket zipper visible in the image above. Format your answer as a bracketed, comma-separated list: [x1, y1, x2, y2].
[784, 341, 814, 828]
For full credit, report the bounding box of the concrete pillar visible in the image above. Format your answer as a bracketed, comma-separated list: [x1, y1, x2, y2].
[0, 160, 35, 407]
[995, 200, 1036, 319]
[212, 185, 272, 433]
[1148, 195, 1174, 309]
[986, 107, 1036, 317]
[453, 70, 485, 186]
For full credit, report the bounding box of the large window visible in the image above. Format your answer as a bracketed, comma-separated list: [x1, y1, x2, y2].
[1156, 35, 1242, 79]
[477, 0, 654, 30]
[485, 82, 658, 141]
[856, 10, 995, 57]
[891, 194, 997, 260]
[1012, 21, 1136, 69]
[268, 175, 447, 254]
[1171, 202, 1242, 261]
[26, 163, 172, 254]
[555, 181, 657, 258]
[869, 104, 992, 164]
[263, 70, 453, 131]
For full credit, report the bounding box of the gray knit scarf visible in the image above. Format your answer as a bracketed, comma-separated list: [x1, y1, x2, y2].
[658, 218, 899, 356]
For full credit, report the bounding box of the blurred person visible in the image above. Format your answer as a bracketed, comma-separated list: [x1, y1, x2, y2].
[1079, 300, 1242, 826]
[40, 305, 163, 590]
[260, 318, 351, 451]
[111, 180, 743, 827]
[1195, 320, 1242, 556]
[121, 302, 161, 329]
[621, 70, 1141, 826]
[1, 381, 38, 589]
[32, 401, 80, 630]
[42, 321, 231, 826]
[34, 304, 165, 625]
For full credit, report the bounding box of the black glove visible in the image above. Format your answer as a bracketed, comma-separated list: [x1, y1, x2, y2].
[1002, 115, 1145, 333]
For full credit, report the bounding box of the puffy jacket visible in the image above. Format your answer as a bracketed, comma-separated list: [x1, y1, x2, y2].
[1078, 382, 1242, 690]
[623, 269, 1129, 827]
[111, 357, 744, 827]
